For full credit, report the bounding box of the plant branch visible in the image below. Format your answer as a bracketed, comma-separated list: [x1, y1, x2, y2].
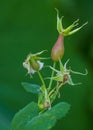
[37, 71, 46, 87]
[48, 62, 56, 91]
[50, 82, 63, 104]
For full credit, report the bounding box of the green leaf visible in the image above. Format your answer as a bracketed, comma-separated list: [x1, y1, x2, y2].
[25, 102, 70, 130]
[11, 102, 39, 130]
[22, 82, 40, 94]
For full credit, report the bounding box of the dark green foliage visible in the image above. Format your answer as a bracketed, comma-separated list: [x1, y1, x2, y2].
[22, 82, 41, 94]
[25, 102, 70, 130]
[11, 102, 70, 130]
[11, 102, 39, 130]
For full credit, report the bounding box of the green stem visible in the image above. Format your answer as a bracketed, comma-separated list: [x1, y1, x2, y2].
[37, 71, 51, 110]
[39, 108, 47, 114]
[37, 71, 46, 87]
[48, 86, 56, 97]
[50, 82, 63, 104]
[48, 62, 56, 91]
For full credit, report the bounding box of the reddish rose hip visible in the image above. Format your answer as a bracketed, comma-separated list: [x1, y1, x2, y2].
[51, 34, 64, 62]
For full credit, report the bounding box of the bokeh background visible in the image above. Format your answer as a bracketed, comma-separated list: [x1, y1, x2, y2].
[0, 0, 93, 130]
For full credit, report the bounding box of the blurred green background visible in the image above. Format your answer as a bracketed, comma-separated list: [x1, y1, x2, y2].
[0, 0, 93, 130]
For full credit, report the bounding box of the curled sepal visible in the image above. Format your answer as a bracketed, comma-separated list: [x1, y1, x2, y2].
[31, 50, 47, 57]
[67, 75, 82, 86]
[48, 59, 88, 86]
[71, 69, 88, 75]
[55, 8, 88, 36]
[55, 8, 64, 34]
[64, 21, 88, 36]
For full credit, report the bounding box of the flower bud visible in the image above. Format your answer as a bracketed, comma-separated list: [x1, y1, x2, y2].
[43, 101, 51, 109]
[30, 59, 40, 71]
[23, 51, 45, 75]
[51, 34, 64, 62]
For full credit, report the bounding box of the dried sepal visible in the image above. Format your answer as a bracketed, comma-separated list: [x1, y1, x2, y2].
[55, 8, 88, 36]
[48, 59, 88, 86]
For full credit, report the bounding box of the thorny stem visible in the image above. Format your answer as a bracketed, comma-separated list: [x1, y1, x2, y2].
[48, 62, 56, 92]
